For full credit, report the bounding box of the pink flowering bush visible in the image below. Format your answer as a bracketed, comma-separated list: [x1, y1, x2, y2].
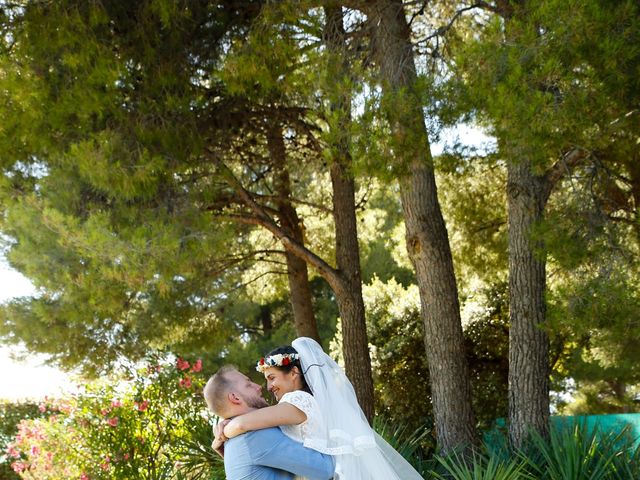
[6, 357, 223, 480]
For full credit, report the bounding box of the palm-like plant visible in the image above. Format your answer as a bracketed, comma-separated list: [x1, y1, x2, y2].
[521, 421, 637, 480]
[430, 450, 532, 480]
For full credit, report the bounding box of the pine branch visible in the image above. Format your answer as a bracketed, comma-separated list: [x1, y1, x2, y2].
[416, 3, 487, 45]
[543, 147, 590, 200]
[206, 151, 346, 295]
[252, 193, 333, 215]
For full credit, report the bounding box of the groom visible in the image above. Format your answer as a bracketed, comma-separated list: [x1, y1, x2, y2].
[203, 365, 334, 480]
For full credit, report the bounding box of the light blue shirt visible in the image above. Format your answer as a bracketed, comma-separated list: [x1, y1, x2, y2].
[224, 427, 335, 480]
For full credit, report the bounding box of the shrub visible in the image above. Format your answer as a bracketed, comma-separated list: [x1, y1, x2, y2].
[6, 356, 224, 479]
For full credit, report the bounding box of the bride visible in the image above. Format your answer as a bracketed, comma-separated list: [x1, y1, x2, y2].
[218, 337, 425, 480]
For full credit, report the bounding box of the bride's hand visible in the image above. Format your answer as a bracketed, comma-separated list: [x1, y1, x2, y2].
[222, 416, 245, 438]
[211, 419, 231, 457]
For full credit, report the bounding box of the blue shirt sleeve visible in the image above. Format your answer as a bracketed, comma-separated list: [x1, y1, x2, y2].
[246, 428, 334, 480]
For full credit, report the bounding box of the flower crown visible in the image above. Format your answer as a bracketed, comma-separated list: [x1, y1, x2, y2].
[256, 353, 299, 373]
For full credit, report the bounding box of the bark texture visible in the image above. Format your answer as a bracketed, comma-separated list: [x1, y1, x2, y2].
[268, 125, 320, 341]
[368, 0, 477, 451]
[324, 5, 375, 421]
[507, 159, 550, 447]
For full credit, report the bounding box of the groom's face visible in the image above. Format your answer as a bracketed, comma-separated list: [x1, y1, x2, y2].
[230, 370, 269, 409]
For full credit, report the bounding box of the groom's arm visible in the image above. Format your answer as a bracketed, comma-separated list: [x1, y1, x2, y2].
[246, 428, 334, 480]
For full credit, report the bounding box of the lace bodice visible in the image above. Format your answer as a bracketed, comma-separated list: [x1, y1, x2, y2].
[278, 391, 329, 480]
[278, 390, 327, 446]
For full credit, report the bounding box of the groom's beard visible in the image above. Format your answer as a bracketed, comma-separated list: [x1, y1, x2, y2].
[241, 392, 269, 409]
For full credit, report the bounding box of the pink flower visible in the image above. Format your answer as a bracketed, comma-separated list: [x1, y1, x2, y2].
[38, 403, 47, 413]
[7, 446, 20, 458]
[30, 446, 40, 456]
[123, 453, 130, 460]
[100, 408, 110, 416]
[191, 359, 202, 372]
[176, 358, 190, 371]
[179, 376, 192, 389]
[80, 474, 90, 480]
[107, 417, 119, 427]
[135, 400, 149, 412]
[11, 461, 26, 473]
[111, 400, 123, 408]
[101, 456, 111, 470]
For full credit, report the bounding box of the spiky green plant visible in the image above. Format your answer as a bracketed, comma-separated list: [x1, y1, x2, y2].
[520, 421, 636, 480]
[430, 450, 532, 480]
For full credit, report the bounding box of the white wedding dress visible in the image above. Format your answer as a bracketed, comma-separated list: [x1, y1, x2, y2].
[278, 337, 425, 480]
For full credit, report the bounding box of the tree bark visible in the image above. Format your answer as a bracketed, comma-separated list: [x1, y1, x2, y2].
[507, 159, 550, 447]
[324, 5, 375, 421]
[367, 0, 477, 451]
[267, 124, 321, 341]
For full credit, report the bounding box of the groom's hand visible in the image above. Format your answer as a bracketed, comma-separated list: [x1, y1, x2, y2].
[212, 419, 231, 458]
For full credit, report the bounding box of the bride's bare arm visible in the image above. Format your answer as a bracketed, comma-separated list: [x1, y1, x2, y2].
[223, 403, 307, 438]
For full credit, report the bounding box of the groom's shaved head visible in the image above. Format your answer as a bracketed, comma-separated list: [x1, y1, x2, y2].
[204, 365, 238, 416]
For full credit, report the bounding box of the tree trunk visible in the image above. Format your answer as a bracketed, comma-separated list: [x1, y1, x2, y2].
[324, 5, 375, 421]
[507, 159, 550, 447]
[267, 125, 321, 341]
[368, 0, 477, 451]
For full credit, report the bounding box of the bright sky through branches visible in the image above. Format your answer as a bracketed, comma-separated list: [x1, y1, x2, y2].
[0, 259, 75, 401]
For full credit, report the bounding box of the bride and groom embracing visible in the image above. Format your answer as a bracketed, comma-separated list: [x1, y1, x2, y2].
[203, 337, 425, 479]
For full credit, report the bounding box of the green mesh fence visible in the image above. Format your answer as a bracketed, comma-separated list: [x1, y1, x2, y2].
[485, 413, 640, 449]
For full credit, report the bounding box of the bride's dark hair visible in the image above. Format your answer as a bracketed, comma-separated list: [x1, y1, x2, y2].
[265, 345, 312, 395]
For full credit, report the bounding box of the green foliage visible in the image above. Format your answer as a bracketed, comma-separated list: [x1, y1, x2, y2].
[5, 357, 222, 479]
[456, 0, 639, 166]
[436, 159, 507, 291]
[363, 277, 431, 432]
[463, 283, 510, 431]
[521, 422, 639, 480]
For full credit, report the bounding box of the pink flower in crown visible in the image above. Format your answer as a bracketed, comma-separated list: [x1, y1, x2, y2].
[38, 403, 47, 413]
[179, 376, 192, 389]
[31, 446, 40, 456]
[191, 359, 202, 372]
[101, 408, 110, 416]
[135, 400, 149, 412]
[11, 461, 26, 473]
[123, 453, 130, 461]
[111, 400, 123, 408]
[80, 474, 89, 480]
[176, 358, 190, 371]
[107, 417, 119, 427]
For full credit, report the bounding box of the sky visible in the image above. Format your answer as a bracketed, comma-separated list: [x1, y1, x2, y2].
[0, 259, 76, 402]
